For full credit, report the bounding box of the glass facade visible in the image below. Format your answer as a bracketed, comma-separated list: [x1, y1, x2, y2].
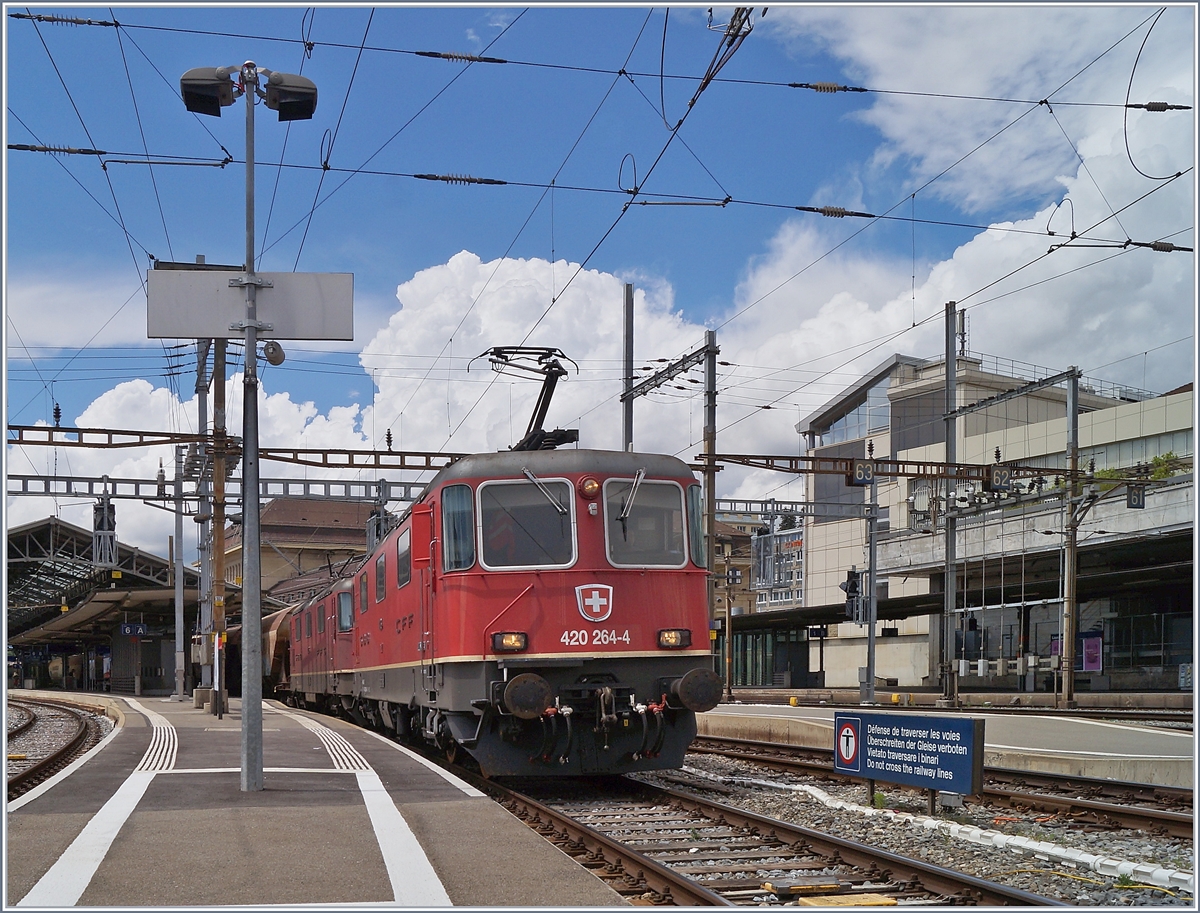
[819, 377, 891, 446]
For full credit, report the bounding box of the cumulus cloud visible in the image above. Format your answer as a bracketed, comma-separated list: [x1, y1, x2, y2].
[6, 376, 368, 563]
[358, 251, 703, 457]
[7, 275, 148, 348]
[765, 6, 1194, 212]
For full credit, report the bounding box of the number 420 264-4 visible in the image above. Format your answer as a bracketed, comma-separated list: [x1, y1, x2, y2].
[560, 629, 630, 647]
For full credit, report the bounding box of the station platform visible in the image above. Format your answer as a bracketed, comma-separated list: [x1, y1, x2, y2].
[6, 691, 625, 908]
[699, 700, 1195, 787]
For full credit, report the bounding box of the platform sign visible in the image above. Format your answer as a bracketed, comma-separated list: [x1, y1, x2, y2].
[984, 464, 1012, 492]
[1126, 484, 1147, 509]
[147, 270, 353, 340]
[833, 711, 984, 795]
[834, 718, 862, 773]
[846, 459, 875, 486]
[119, 623, 148, 637]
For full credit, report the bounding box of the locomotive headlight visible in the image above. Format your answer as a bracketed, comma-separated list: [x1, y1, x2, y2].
[578, 476, 601, 499]
[492, 632, 528, 652]
[657, 628, 692, 649]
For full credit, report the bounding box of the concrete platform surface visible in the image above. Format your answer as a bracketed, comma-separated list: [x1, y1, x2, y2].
[698, 703, 1194, 787]
[7, 692, 626, 908]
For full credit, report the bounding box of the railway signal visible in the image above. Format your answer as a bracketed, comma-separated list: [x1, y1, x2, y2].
[839, 567, 862, 622]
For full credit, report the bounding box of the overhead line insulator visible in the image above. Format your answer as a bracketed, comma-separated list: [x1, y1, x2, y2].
[794, 205, 876, 219]
[1127, 101, 1192, 112]
[414, 173, 507, 186]
[8, 144, 106, 156]
[8, 12, 116, 26]
[790, 81, 867, 93]
[415, 50, 507, 65]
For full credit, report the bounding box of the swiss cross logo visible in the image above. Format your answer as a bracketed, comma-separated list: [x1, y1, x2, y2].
[575, 584, 613, 623]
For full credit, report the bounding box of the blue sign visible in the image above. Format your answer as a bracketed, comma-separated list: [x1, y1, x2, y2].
[119, 623, 149, 637]
[833, 711, 984, 795]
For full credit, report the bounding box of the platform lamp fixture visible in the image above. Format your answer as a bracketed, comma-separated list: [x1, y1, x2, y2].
[180, 62, 317, 793]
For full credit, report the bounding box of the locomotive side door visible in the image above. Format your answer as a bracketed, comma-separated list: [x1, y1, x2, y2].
[410, 503, 435, 694]
[320, 598, 332, 691]
[332, 589, 355, 693]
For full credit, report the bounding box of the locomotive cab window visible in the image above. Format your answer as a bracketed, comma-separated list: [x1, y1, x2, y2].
[359, 575, 368, 613]
[442, 484, 475, 571]
[604, 478, 687, 567]
[336, 592, 353, 632]
[479, 479, 575, 569]
[375, 553, 387, 602]
[396, 528, 412, 588]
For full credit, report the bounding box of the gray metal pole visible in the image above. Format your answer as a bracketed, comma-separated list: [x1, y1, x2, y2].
[1062, 369, 1079, 708]
[865, 473, 877, 704]
[174, 445, 185, 700]
[941, 301, 958, 706]
[240, 63, 264, 792]
[623, 283, 634, 452]
[213, 340, 227, 718]
[197, 339, 213, 689]
[703, 331, 720, 692]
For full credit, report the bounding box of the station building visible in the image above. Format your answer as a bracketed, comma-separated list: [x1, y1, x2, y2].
[725, 351, 1193, 696]
[7, 498, 376, 697]
[7, 516, 202, 694]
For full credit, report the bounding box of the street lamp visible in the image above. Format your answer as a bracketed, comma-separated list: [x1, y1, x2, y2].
[180, 61, 317, 792]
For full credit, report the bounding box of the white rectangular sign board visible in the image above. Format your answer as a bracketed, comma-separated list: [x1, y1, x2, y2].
[147, 270, 353, 340]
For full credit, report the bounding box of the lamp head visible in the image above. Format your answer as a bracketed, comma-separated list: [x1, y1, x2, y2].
[264, 71, 318, 121]
[262, 341, 286, 366]
[180, 67, 236, 116]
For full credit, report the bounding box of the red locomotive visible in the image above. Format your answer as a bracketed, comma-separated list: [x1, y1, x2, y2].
[285, 348, 722, 776]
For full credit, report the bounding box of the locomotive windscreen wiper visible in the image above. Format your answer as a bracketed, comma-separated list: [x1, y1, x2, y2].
[521, 467, 568, 515]
[618, 468, 646, 540]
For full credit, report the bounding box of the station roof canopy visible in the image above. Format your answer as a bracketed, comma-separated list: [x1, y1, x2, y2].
[7, 516, 205, 646]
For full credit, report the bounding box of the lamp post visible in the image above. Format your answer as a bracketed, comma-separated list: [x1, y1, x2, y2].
[180, 61, 317, 792]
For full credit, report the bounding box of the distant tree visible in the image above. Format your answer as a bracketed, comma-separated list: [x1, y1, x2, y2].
[1150, 451, 1179, 480]
[779, 512, 798, 531]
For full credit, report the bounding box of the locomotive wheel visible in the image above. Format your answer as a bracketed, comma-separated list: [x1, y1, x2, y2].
[444, 740, 459, 764]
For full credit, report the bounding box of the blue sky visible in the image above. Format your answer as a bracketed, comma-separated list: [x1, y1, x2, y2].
[5, 4, 1195, 554]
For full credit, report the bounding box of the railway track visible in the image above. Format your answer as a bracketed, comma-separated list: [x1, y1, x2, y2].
[7, 698, 105, 800]
[690, 736, 1193, 839]
[451, 770, 1064, 906]
[7, 700, 37, 739]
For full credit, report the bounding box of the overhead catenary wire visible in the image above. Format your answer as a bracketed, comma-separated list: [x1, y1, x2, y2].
[384, 9, 658, 452]
[19, 10, 1172, 112]
[1042, 101, 1130, 240]
[440, 9, 758, 450]
[703, 5, 1172, 341]
[6, 111, 153, 256]
[21, 16, 189, 430]
[291, 7, 374, 271]
[1123, 8, 1188, 181]
[111, 9, 174, 261]
[24, 142, 1188, 254]
[256, 10, 530, 263]
[260, 7, 318, 269]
